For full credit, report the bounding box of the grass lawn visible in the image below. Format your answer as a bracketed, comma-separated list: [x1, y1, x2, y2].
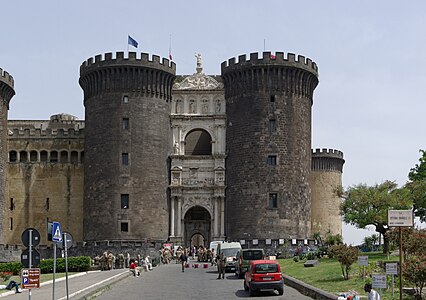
[1, 272, 78, 292]
[279, 252, 418, 300]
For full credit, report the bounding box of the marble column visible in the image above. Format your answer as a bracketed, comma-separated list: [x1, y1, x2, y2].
[220, 197, 225, 237]
[214, 197, 219, 237]
[177, 197, 182, 236]
[170, 197, 175, 237]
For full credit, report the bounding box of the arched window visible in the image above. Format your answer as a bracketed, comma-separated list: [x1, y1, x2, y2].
[185, 129, 212, 155]
[30, 151, 38, 162]
[20, 151, 28, 163]
[50, 151, 58, 163]
[70, 151, 78, 164]
[60, 151, 68, 163]
[40, 151, 48, 162]
[9, 151, 17, 162]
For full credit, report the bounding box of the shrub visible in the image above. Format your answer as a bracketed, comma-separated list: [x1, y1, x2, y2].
[403, 254, 426, 299]
[0, 262, 24, 275]
[329, 244, 359, 280]
[293, 256, 299, 262]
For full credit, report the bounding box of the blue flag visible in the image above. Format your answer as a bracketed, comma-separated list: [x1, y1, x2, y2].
[128, 35, 138, 48]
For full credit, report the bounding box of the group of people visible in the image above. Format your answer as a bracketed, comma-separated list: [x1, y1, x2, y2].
[129, 256, 153, 277]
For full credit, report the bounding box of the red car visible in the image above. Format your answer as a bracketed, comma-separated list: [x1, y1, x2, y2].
[243, 260, 284, 296]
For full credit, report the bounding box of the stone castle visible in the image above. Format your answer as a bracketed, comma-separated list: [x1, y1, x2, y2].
[0, 51, 344, 250]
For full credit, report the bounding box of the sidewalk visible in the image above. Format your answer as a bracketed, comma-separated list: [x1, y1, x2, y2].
[0, 269, 129, 299]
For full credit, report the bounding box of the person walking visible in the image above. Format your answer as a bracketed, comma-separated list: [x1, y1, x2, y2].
[217, 252, 226, 279]
[180, 251, 188, 272]
[364, 283, 381, 300]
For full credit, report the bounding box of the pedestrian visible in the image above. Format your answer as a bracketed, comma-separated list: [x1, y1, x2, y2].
[129, 259, 140, 277]
[364, 283, 381, 300]
[0, 280, 21, 293]
[180, 251, 188, 272]
[144, 256, 153, 271]
[217, 252, 226, 279]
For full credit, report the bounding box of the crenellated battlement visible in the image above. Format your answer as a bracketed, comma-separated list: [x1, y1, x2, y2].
[311, 148, 345, 172]
[0, 68, 14, 87]
[311, 148, 344, 158]
[7, 127, 85, 139]
[80, 52, 176, 75]
[221, 52, 318, 76]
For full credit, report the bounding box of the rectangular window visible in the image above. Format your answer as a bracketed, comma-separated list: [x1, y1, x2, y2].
[269, 119, 277, 133]
[269, 193, 278, 209]
[121, 194, 129, 209]
[121, 222, 129, 232]
[122, 153, 129, 165]
[45, 198, 50, 212]
[123, 95, 129, 103]
[10, 218, 13, 230]
[267, 155, 277, 165]
[270, 95, 275, 102]
[10, 198, 14, 211]
[122, 118, 129, 130]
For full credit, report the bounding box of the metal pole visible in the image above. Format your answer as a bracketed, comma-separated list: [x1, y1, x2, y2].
[52, 243, 56, 300]
[392, 274, 395, 299]
[29, 229, 32, 300]
[64, 233, 69, 300]
[399, 227, 403, 300]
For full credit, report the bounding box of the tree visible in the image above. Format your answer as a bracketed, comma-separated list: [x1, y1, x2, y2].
[328, 244, 359, 280]
[338, 181, 412, 254]
[407, 149, 426, 222]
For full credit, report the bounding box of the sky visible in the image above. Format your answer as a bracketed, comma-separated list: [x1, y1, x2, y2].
[1, 0, 425, 245]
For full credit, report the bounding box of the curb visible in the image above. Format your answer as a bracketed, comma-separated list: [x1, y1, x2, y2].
[284, 274, 339, 300]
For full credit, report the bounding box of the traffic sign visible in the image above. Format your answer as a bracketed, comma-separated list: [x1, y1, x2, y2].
[52, 222, 63, 242]
[21, 248, 41, 268]
[21, 228, 40, 247]
[63, 232, 73, 249]
[21, 268, 40, 289]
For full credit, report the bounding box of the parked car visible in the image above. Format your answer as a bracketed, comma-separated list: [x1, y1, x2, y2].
[243, 260, 284, 297]
[217, 242, 242, 272]
[235, 248, 264, 279]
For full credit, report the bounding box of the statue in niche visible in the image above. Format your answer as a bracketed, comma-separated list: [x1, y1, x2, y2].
[175, 100, 182, 113]
[173, 142, 179, 154]
[215, 100, 221, 113]
[189, 101, 196, 113]
[202, 101, 209, 114]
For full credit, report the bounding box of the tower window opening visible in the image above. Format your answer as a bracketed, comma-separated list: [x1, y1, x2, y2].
[121, 222, 129, 232]
[268, 119, 277, 133]
[123, 95, 129, 103]
[40, 151, 48, 162]
[60, 151, 68, 163]
[122, 153, 129, 165]
[270, 95, 276, 102]
[267, 155, 277, 165]
[269, 193, 278, 209]
[45, 198, 50, 212]
[30, 151, 38, 162]
[50, 151, 58, 163]
[122, 118, 130, 130]
[10, 198, 14, 211]
[20, 151, 28, 162]
[70, 151, 78, 164]
[10, 218, 13, 230]
[121, 194, 129, 209]
[9, 151, 17, 162]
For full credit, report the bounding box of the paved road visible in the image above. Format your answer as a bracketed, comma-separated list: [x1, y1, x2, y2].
[97, 260, 313, 300]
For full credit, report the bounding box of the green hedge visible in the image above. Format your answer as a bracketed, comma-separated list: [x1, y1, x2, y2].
[0, 256, 91, 274]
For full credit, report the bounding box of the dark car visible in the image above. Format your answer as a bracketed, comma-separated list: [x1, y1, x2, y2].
[235, 248, 264, 279]
[243, 260, 284, 297]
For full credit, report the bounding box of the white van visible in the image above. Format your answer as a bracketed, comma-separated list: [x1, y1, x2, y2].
[217, 242, 242, 272]
[209, 240, 223, 253]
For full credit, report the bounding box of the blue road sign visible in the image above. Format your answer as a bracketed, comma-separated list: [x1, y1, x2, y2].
[52, 222, 63, 242]
[22, 277, 29, 284]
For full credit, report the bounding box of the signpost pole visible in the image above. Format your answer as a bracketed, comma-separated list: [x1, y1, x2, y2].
[399, 226, 403, 300]
[64, 233, 69, 300]
[29, 229, 32, 300]
[52, 243, 56, 300]
[392, 274, 395, 299]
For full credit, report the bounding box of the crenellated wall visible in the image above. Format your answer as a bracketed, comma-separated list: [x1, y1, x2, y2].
[80, 52, 176, 241]
[310, 148, 345, 237]
[0, 69, 15, 244]
[223, 52, 319, 241]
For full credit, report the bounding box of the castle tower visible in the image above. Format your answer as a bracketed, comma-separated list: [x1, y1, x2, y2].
[0, 69, 15, 243]
[79, 52, 176, 241]
[221, 52, 319, 241]
[310, 148, 345, 237]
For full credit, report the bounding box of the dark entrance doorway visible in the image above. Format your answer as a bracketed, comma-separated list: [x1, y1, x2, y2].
[184, 206, 211, 247]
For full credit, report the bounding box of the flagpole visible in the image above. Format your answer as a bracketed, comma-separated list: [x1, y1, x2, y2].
[127, 36, 129, 56]
[264, 39, 266, 52]
[169, 34, 172, 60]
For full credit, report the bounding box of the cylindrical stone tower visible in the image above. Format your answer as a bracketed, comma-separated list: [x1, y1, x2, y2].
[310, 148, 345, 237]
[221, 52, 319, 241]
[79, 52, 175, 241]
[0, 69, 15, 244]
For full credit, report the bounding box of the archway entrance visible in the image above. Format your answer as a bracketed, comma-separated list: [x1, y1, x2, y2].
[184, 206, 211, 247]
